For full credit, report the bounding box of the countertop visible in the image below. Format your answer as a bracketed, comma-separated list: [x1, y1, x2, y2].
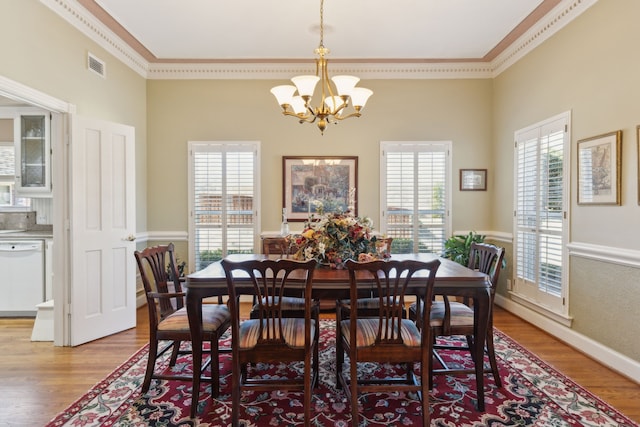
[0, 230, 53, 239]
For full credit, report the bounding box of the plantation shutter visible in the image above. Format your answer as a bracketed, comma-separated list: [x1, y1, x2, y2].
[380, 142, 450, 254]
[189, 142, 259, 270]
[514, 112, 569, 315]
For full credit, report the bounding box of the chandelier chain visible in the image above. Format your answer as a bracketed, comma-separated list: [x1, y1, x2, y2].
[319, 0, 324, 48]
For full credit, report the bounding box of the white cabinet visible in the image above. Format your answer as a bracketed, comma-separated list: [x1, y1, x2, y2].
[15, 110, 51, 196]
[0, 107, 52, 198]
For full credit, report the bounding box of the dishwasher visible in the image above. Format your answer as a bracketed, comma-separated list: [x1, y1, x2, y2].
[0, 240, 44, 316]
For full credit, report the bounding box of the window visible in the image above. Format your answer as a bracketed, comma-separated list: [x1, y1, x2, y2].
[188, 141, 260, 270]
[380, 141, 451, 254]
[513, 112, 570, 318]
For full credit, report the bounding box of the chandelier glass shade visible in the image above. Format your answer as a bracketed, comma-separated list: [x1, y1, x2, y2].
[270, 0, 373, 134]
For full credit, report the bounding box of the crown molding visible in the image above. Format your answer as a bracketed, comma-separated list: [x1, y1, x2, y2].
[145, 62, 495, 80]
[41, 0, 596, 80]
[40, 0, 149, 78]
[491, 0, 598, 77]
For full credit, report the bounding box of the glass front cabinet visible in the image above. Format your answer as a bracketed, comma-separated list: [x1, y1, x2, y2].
[16, 110, 51, 196]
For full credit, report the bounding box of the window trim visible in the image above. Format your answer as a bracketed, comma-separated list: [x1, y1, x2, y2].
[512, 111, 571, 319]
[380, 141, 452, 254]
[187, 141, 261, 270]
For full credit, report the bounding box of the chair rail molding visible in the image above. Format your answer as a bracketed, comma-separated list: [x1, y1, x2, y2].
[138, 231, 189, 243]
[567, 241, 640, 269]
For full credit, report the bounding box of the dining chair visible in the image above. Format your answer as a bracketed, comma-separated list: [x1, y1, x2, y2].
[134, 243, 231, 419]
[411, 242, 505, 388]
[251, 236, 306, 319]
[221, 258, 319, 427]
[336, 236, 399, 318]
[336, 258, 440, 427]
[261, 236, 291, 256]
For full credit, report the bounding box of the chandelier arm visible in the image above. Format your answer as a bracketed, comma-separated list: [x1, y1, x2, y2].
[282, 111, 318, 124]
[331, 111, 363, 121]
[327, 98, 349, 116]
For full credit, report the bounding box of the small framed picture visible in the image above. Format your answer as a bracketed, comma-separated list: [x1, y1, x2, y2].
[577, 130, 622, 205]
[460, 169, 487, 191]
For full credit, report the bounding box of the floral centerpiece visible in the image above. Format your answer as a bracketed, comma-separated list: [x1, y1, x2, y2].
[287, 211, 390, 268]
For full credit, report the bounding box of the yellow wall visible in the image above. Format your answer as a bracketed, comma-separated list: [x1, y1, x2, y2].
[494, 0, 640, 249]
[146, 78, 494, 233]
[493, 0, 640, 360]
[0, 0, 148, 230]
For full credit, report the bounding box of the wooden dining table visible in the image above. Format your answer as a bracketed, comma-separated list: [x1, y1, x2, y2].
[185, 252, 492, 411]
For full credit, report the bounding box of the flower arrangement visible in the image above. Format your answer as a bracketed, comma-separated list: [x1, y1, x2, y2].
[287, 211, 390, 268]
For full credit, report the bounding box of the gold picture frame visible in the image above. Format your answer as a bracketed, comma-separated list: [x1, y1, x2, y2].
[283, 156, 358, 222]
[577, 130, 622, 205]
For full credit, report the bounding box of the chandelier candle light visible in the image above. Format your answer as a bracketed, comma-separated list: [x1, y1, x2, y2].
[270, 0, 373, 134]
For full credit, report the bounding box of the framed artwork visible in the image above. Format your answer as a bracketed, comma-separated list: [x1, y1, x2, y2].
[577, 130, 622, 205]
[460, 169, 487, 191]
[283, 156, 358, 222]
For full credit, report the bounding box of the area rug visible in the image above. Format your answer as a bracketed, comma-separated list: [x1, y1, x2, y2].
[46, 320, 638, 427]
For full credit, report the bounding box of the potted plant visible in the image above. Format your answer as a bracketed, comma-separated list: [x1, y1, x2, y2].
[441, 231, 485, 266]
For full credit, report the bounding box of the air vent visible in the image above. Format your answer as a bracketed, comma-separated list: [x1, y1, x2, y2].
[87, 52, 106, 78]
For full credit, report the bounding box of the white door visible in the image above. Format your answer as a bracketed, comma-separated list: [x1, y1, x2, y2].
[69, 115, 136, 346]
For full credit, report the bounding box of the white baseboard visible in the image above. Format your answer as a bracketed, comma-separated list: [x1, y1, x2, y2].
[495, 294, 640, 384]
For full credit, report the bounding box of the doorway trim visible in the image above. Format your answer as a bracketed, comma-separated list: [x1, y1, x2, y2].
[0, 74, 75, 345]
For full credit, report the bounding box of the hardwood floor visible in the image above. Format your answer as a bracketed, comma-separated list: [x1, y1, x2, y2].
[1, 306, 638, 426]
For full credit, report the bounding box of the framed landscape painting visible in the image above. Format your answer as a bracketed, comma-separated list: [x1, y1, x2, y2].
[283, 156, 357, 221]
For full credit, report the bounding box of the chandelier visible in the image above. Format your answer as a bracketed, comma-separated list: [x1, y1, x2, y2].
[270, 0, 373, 134]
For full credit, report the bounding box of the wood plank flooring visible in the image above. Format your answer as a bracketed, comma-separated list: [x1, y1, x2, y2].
[0, 306, 638, 426]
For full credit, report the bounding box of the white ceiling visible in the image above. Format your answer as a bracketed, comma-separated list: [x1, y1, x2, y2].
[88, 0, 548, 62]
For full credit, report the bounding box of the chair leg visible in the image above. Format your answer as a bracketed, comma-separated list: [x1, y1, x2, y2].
[350, 356, 359, 427]
[421, 330, 432, 427]
[169, 340, 181, 366]
[421, 358, 430, 427]
[142, 339, 159, 392]
[210, 338, 220, 397]
[486, 327, 502, 387]
[190, 343, 201, 419]
[305, 350, 313, 426]
[465, 335, 476, 363]
[470, 333, 485, 412]
[231, 360, 241, 427]
[335, 310, 344, 389]
[313, 316, 320, 388]
[428, 332, 435, 389]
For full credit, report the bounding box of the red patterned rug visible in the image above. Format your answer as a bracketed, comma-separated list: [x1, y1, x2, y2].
[46, 320, 637, 427]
